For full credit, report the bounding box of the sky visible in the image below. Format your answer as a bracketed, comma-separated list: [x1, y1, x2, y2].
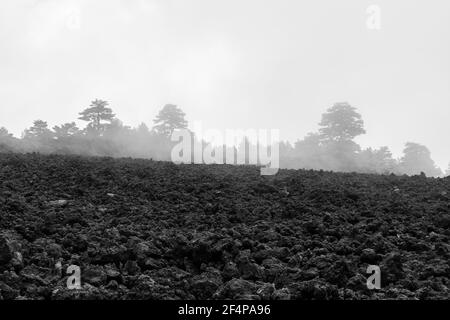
[0, 0, 449, 169]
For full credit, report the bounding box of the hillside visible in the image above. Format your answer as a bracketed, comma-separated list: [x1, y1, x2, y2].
[0, 153, 448, 300]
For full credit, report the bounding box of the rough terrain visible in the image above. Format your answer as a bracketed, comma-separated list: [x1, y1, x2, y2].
[0, 153, 448, 300]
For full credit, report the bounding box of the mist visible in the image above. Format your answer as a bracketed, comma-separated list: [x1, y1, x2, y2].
[0, 0, 449, 173]
[0, 101, 446, 177]
[1, 1, 450, 305]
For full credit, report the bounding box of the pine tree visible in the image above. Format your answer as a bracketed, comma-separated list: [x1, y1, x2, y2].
[23, 120, 53, 140]
[152, 104, 188, 137]
[78, 99, 115, 136]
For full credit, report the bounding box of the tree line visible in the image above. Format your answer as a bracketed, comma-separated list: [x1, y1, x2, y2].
[279, 103, 445, 177]
[0, 100, 447, 177]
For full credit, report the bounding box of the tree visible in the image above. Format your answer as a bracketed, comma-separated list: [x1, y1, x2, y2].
[136, 123, 150, 136]
[319, 102, 366, 142]
[316, 102, 366, 171]
[358, 146, 397, 174]
[399, 142, 442, 177]
[78, 99, 115, 136]
[321, 139, 361, 172]
[0, 127, 12, 139]
[23, 120, 53, 140]
[103, 119, 132, 139]
[152, 104, 188, 137]
[0, 127, 16, 152]
[277, 140, 298, 169]
[293, 132, 323, 168]
[53, 122, 80, 139]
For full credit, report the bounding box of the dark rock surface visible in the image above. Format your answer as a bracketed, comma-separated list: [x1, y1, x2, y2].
[0, 153, 448, 300]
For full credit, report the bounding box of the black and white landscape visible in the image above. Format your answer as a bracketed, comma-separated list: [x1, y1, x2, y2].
[0, 0, 449, 301]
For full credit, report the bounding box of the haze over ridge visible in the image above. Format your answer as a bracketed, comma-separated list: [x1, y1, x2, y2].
[0, 0, 449, 169]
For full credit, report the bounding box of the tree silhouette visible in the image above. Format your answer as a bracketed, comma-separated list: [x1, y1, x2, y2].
[23, 120, 53, 140]
[293, 133, 323, 169]
[316, 102, 366, 171]
[359, 146, 397, 174]
[0, 127, 12, 139]
[152, 104, 188, 137]
[53, 122, 80, 139]
[103, 119, 132, 139]
[0, 127, 15, 152]
[399, 142, 442, 176]
[319, 102, 366, 142]
[78, 99, 115, 136]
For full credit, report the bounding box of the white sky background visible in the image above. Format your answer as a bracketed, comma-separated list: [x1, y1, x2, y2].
[0, 0, 449, 169]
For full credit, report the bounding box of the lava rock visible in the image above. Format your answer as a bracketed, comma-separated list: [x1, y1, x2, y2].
[288, 280, 339, 300]
[0, 231, 22, 266]
[190, 272, 222, 299]
[272, 288, 291, 300]
[214, 278, 257, 299]
[360, 248, 382, 264]
[83, 266, 107, 286]
[222, 262, 239, 280]
[256, 283, 275, 300]
[381, 252, 405, 285]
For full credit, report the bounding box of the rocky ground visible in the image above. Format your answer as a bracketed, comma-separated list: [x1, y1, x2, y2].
[0, 153, 448, 300]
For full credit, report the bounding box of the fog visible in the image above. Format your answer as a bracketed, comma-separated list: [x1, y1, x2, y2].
[0, 0, 449, 170]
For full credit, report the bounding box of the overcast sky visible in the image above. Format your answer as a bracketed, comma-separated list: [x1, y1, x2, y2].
[0, 0, 449, 169]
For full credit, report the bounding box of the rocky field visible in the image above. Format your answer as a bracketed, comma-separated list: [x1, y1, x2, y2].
[0, 153, 449, 300]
